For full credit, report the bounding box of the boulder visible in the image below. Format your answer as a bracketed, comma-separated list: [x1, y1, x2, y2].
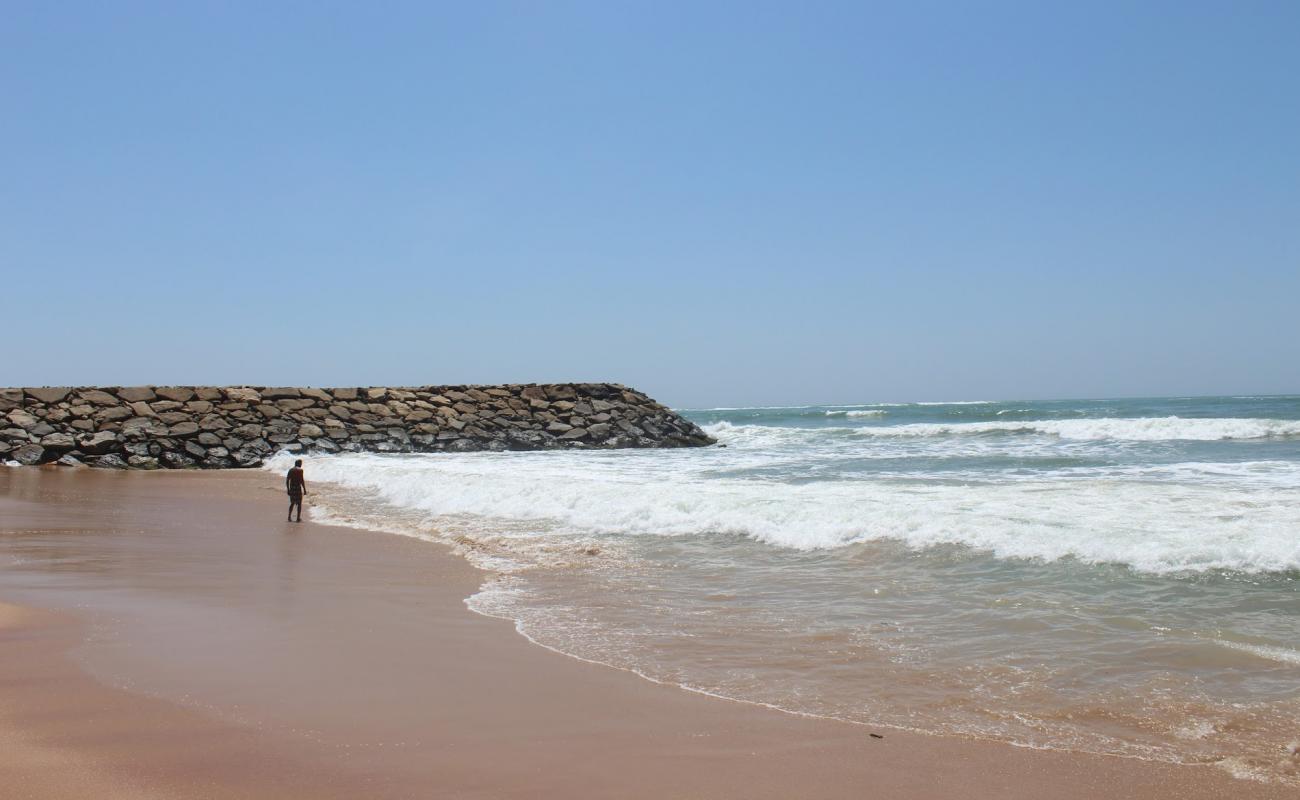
[559, 427, 588, 440]
[129, 401, 156, 417]
[199, 414, 231, 431]
[7, 409, 40, 430]
[56, 453, 86, 467]
[155, 386, 196, 402]
[13, 443, 47, 464]
[224, 387, 261, 403]
[261, 387, 302, 400]
[231, 423, 265, 439]
[161, 451, 196, 468]
[127, 455, 160, 469]
[330, 388, 359, 401]
[24, 387, 71, 404]
[0, 388, 23, 411]
[91, 453, 128, 469]
[300, 388, 332, 402]
[185, 400, 214, 414]
[40, 432, 77, 451]
[298, 423, 324, 438]
[116, 386, 157, 403]
[169, 421, 201, 437]
[93, 406, 133, 424]
[78, 389, 120, 406]
[77, 431, 119, 454]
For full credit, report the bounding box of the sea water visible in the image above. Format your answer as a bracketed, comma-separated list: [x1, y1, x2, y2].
[265, 396, 1300, 784]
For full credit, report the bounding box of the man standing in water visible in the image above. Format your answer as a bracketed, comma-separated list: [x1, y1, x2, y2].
[286, 459, 306, 522]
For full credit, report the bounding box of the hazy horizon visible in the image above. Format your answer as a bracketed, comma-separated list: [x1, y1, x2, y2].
[5, 2, 1297, 408]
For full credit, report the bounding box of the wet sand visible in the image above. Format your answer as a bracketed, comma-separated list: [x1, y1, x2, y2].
[0, 467, 1289, 799]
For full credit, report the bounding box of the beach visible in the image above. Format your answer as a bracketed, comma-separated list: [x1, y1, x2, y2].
[1, 466, 1292, 799]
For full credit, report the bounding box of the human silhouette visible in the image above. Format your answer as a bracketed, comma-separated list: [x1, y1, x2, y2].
[286, 459, 306, 522]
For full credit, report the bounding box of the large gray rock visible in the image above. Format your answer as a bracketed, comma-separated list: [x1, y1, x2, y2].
[0, 388, 22, 411]
[116, 386, 157, 403]
[79, 389, 120, 406]
[169, 421, 201, 437]
[77, 431, 118, 454]
[12, 443, 46, 465]
[7, 409, 40, 430]
[94, 406, 133, 424]
[261, 387, 302, 400]
[24, 387, 71, 403]
[40, 432, 76, 451]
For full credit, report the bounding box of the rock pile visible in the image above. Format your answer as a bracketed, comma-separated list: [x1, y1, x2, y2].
[0, 384, 714, 469]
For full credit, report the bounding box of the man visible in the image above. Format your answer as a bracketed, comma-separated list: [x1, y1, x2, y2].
[286, 459, 307, 522]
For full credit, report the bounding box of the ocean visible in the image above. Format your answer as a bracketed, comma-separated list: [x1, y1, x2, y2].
[265, 395, 1300, 785]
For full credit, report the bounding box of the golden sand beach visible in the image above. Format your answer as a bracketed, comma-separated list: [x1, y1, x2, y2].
[0, 467, 1290, 799]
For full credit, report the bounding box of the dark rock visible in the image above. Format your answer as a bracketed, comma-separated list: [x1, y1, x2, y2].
[12, 443, 46, 465]
[91, 453, 128, 469]
[56, 453, 86, 467]
[127, 454, 160, 469]
[161, 450, 196, 468]
[40, 432, 76, 451]
[197, 432, 223, 446]
[7, 409, 40, 430]
[77, 431, 118, 454]
[170, 421, 201, 437]
[94, 406, 133, 424]
[184, 440, 207, 458]
[0, 388, 23, 412]
[199, 414, 231, 431]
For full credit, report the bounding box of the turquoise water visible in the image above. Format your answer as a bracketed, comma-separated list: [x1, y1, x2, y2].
[273, 395, 1300, 784]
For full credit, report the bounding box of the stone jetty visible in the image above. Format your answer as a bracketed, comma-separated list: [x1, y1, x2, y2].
[0, 384, 714, 469]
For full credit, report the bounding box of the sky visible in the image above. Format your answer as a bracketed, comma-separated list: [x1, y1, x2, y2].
[3, 2, 1297, 408]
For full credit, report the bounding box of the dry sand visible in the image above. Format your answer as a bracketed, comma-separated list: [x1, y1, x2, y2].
[0, 467, 1289, 799]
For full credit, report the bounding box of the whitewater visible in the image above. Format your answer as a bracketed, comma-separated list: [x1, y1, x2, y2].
[266, 395, 1300, 786]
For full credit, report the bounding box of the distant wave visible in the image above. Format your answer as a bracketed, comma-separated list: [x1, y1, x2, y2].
[824, 409, 887, 418]
[705, 417, 1300, 442]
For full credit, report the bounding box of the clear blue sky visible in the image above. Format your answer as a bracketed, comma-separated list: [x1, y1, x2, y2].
[4, 2, 1297, 407]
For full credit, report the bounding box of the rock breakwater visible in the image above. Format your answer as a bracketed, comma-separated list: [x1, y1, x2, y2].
[0, 384, 714, 469]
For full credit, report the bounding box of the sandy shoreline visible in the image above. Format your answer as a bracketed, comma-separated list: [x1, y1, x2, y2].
[0, 467, 1289, 799]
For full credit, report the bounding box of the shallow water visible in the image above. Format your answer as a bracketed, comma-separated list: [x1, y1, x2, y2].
[266, 396, 1300, 785]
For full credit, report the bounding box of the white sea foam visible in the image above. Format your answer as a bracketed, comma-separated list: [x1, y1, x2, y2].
[823, 417, 1300, 441]
[824, 409, 887, 418]
[266, 449, 1300, 574]
[1211, 640, 1300, 666]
